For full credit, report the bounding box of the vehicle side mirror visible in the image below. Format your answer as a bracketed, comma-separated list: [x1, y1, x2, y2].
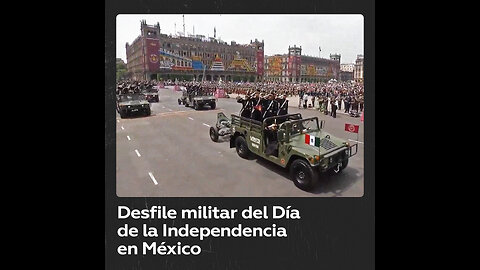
[277, 130, 286, 142]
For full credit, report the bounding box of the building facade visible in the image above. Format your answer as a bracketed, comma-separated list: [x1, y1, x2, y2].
[339, 71, 354, 81]
[340, 63, 354, 72]
[125, 20, 264, 81]
[264, 46, 340, 83]
[354, 54, 364, 82]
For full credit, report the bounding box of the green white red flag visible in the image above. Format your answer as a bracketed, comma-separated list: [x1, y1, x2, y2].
[305, 134, 320, 147]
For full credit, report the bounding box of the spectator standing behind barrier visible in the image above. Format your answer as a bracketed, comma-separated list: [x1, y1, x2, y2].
[331, 98, 337, 118]
[298, 90, 303, 108]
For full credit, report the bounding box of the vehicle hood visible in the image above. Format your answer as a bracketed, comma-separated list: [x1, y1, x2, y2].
[118, 100, 149, 106]
[193, 96, 216, 101]
[290, 130, 348, 155]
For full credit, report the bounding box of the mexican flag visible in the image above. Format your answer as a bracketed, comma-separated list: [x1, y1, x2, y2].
[305, 134, 320, 147]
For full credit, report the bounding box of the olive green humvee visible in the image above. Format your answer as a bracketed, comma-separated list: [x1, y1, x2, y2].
[211, 112, 357, 191]
[178, 89, 216, 110]
[116, 93, 151, 118]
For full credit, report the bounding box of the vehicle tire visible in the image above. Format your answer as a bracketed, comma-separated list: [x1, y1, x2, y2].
[290, 159, 318, 191]
[235, 136, 251, 159]
[340, 159, 348, 171]
[155, 97, 159, 102]
[145, 108, 151, 116]
[178, 99, 181, 105]
[184, 101, 189, 107]
[119, 111, 126, 119]
[210, 102, 216, 109]
[210, 126, 219, 142]
[194, 101, 199, 110]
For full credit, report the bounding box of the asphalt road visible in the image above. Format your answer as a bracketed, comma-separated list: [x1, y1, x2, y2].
[116, 88, 364, 197]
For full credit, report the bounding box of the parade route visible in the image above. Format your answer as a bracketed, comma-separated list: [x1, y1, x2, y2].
[116, 88, 364, 197]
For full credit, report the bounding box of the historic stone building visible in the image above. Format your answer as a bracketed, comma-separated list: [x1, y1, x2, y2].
[264, 46, 340, 82]
[354, 54, 364, 82]
[340, 63, 355, 72]
[125, 20, 264, 81]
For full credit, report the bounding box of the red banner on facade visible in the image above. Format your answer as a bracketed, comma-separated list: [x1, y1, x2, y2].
[256, 50, 264, 76]
[145, 38, 160, 72]
[345, 123, 359, 133]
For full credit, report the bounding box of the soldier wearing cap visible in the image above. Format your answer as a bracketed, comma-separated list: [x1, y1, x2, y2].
[250, 89, 263, 122]
[262, 91, 278, 120]
[237, 90, 252, 118]
[277, 94, 289, 118]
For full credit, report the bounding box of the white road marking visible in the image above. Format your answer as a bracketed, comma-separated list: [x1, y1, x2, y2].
[188, 117, 194, 120]
[148, 172, 158, 185]
[127, 136, 131, 141]
[162, 106, 166, 109]
[135, 149, 141, 157]
[348, 139, 364, 144]
[203, 123, 211, 127]
[117, 120, 119, 123]
[121, 126, 124, 130]
[168, 108, 173, 112]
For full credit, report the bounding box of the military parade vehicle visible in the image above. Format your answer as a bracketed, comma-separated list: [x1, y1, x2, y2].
[178, 88, 217, 110]
[116, 93, 151, 118]
[209, 112, 357, 191]
[142, 87, 159, 102]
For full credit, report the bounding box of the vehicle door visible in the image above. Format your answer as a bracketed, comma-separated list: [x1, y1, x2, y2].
[246, 121, 263, 156]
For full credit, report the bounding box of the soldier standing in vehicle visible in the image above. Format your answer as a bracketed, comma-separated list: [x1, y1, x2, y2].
[251, 90, 263, 122]
[276, 94, 288, 116]
[237, 91, 251, 118]
[262, 92, 278, 120]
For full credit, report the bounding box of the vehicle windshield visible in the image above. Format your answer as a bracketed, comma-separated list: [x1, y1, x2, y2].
[289, 118, 319, 136]
[118, 94, 146, 102]
[144, 88, 157, 93]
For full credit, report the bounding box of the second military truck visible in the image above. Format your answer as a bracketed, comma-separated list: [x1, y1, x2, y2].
[178, 88, 216, 110]
[210, 112, 357, 191]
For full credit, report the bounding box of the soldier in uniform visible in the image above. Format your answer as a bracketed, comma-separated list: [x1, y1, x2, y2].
[238, 90, 253, 118]
[344, 95, 351, 113]
[331, 97, 338, 118]
[359, 95, 364, 112]
[276, 94, 288, 116]
[262, 92, 278, 120]
[250, 90, 263, 122]
[276, 94, 289, 125]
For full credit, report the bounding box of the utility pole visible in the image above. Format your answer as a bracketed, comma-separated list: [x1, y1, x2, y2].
[183, 15, 185, 37]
